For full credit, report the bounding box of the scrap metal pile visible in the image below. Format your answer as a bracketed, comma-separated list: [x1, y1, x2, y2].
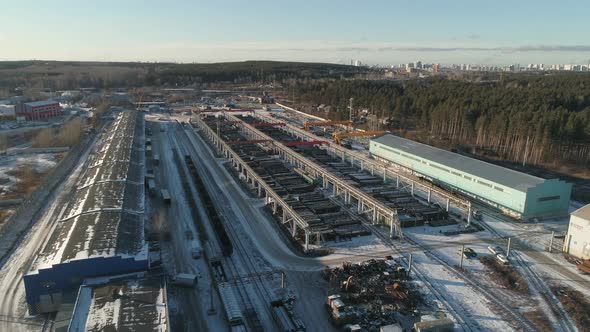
[322, 259, 420, 330]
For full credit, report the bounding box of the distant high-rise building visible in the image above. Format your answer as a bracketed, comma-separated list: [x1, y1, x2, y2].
[433, 63, 440, 73]
[353, 60, 362, 67]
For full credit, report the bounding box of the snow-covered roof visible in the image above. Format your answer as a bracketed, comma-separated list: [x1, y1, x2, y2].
[25, 100, 60, 107]
[372, 134, 545, 192]
[572, 204, 590, 221]
[31, 111, 145, 272]
[68, 274, 168, 332]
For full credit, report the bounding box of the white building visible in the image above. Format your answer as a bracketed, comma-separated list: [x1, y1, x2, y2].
[0, 104, 15, 116]
[563, 204, 590, 260]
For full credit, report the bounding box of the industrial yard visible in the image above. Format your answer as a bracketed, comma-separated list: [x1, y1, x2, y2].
[1, 1, 590, 329]
[0, 96, 587, 332]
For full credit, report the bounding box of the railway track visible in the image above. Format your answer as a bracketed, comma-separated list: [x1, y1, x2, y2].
[40, 312, 56, 332]
[332, 202, 479, 332]
[476, 215, 577, 331]
[511, 251, 577, 332]
[332, 197, 537, 332]
[176, 122, 282, 331]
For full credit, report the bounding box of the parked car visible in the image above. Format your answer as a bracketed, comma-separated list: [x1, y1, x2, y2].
[496, 253, 510, 265]
[463, 247, 477, 258]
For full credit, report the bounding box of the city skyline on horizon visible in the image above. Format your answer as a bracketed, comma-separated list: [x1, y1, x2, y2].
[2, 0, 589, 65]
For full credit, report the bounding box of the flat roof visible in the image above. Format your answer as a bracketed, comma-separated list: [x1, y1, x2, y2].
[68, 274, 168, 332]
[25, 100, 59, 107]
[572, 204, 590, 220]
[372, 134, 546, 192]
[31, 111, 145, 272]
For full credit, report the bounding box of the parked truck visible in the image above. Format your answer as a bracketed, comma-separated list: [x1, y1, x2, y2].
[161, 189, 171, 204]
[326, 295, 356, 326]
[190, 240, 202, 259]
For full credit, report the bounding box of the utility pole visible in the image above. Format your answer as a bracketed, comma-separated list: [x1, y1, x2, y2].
[549, 231, 555, 253]
[389, 215, 394, 238]
[407, 253, 413, 277]
[460, 244, 465, 269]
[506, 237, 512, 258]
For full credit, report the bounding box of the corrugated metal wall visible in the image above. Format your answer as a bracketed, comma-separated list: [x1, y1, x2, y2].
[370, 141, 571, 218]
[24, 255, 148, 314]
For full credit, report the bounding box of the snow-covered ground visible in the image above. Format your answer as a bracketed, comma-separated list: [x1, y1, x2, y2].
[0, 153, 59, 194]
[0, 138, 95, 331]
[184, 111, 590, 331]
[409, 251, 517, 331]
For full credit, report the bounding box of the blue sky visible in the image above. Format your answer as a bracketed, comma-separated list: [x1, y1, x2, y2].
[2, 0, 589, 65]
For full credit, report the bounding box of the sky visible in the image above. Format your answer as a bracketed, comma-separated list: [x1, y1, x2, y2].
[1, 0, 589, 65]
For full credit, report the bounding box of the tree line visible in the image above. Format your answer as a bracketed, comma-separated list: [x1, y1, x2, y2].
[0, 60, 366, 91]
[290, 74, 590, 166]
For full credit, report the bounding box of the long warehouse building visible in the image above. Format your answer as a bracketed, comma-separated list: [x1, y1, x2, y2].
[24, 110, 147, 314]
[370, 134, 572, 219]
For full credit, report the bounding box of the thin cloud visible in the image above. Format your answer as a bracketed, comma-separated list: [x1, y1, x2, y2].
[509, 45, 590, 52]
[149, 41, 590, 54]
[381, 45, 590, 53]
[379, 46, 491, 52]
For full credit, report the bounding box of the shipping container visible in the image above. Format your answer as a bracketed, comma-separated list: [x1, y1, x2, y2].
[218, 283, 243, 326]
[172, 273, 197, 287]
[161, 189, 171, 204]
[147, 179, 156, 195]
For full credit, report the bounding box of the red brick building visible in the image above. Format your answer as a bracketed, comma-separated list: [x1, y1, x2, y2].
[15, 101, 62, 121]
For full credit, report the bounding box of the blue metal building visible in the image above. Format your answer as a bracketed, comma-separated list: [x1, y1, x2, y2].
[24, 111, 147, 314]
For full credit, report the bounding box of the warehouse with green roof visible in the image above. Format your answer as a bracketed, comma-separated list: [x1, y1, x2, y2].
[370, 134, 572, 220]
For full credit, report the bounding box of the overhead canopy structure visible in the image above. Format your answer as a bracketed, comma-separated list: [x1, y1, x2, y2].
[303, 120, 352, 131]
